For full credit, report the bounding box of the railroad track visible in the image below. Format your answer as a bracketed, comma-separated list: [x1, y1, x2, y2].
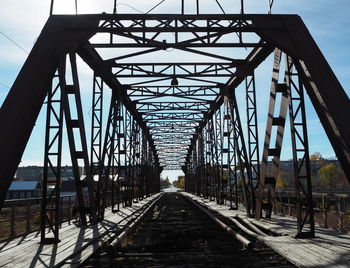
[81, 192, 295, 267]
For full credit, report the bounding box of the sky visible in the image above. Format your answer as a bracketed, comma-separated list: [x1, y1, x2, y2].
[0, 0, 349, 182]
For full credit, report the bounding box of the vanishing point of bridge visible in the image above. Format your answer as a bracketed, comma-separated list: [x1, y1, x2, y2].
[0, 1, 350, 267]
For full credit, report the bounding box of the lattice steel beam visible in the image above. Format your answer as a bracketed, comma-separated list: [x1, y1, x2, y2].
[40, 72, 63, 244]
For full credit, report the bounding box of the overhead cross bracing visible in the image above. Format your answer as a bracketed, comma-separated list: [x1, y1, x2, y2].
[89, 14, 265, 172]
[0, 12, 350, 244]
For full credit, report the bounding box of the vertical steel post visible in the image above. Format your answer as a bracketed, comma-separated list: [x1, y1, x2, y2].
[205, 123, 211, 199]
[90, 74, 103, 218]
[125, 111, 133, 206]
[113, 0, 117, 14]
[214, 108, 223, 203]
[119, 105, 127, 207]
[241, 0, 245, 14]
[198, 133, 205, 197]
[59, 53, 97, 224]
[98, 93, 118, 219]
[40, 71, 63, 244]
[245, 72, 260, 211]
[111, 98, 120, 212]
[50, 0, 55, 16]
[256, 49, 289, 220]
[286, 56, 315, 238]
[207, 119, 216, 201]
[223, 98, 238, 209]
[116, 103, 125, 211]
[75, 0, 78, 15]
[226, 93, 252, 217]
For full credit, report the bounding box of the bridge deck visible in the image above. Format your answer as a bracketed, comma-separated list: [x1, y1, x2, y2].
[182, 192, 350, 268]
[82, 192, 295, 267]
[1, 192, 349, 267]
[0, 194, 161, 268]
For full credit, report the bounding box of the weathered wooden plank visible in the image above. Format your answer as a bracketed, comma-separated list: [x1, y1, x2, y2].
[181, 192, 350, 268]
[13, 210, 140, 266]
[7, 217, 123, 266]
[0, 222, 78, 256]
[262, 236, 348, 268]
[0, 193, 161, 268]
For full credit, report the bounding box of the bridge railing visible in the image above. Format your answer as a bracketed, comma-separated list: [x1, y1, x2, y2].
[278, 186, 350, 194]
[216, 189, 350, 232]
[273, 191, 350, 232]
[0, 195, 75, 242]
[0, 190, 118, 242]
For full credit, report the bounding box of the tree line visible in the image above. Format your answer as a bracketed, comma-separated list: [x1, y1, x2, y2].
[276, 152, 349, 188]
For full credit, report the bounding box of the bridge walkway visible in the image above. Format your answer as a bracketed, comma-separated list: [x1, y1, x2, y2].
[81, 192, 294, 267]
[0, 193, 162, 268]
[182, 192, 350, 268]
[1, 192, 349, 267]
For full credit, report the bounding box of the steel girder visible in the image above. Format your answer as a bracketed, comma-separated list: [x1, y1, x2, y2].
[129, 86, 219, 102]
[40, 71, 63, 244]
[256, 49, 289, 220]
[252, 15, 350, 182]
[0, 16, 100, 215]
[59, 53, 98, 225]
[112, 63, 238, 78]
[0, 14, 349, 241]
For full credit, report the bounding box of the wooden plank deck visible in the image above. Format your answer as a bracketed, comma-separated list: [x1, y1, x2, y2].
[0, 193, 162, 268]
[181, 192, 350, 268]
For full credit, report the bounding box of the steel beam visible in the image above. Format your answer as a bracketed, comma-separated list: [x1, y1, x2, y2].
[40, 72, 63, 244]
[0, 16, 99, 210]
[252, 15, 350, 181]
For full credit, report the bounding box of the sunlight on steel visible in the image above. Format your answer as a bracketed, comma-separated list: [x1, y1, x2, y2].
[2, 0, 350, 244]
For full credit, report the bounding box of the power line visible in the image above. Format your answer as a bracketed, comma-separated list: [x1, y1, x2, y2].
[214, 0, 226, 14]
[0, 31, 28, 91]
[0, 30, 29, 54]
[213, 0, 246, 49]
[146, 0, 167, 14]
[116, 3, 144, 13]
[117, 0, 168, 14]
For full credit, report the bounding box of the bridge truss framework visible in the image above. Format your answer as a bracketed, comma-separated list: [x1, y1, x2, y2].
[0, 13, 349, 243]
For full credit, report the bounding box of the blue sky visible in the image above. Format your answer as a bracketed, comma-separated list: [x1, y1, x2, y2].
[0, 0, 349, 181]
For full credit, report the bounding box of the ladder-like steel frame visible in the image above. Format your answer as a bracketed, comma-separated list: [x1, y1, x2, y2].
[256, 49, 289, 220]
[59, 53, 97, 225]
[1, 14, 349, 243]
[40, 72, 63, 244]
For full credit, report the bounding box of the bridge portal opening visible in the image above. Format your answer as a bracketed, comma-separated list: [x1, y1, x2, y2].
[0, 1, 349, 244]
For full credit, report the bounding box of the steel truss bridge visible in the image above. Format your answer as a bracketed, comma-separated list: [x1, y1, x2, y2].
[0, 11, 349, 244]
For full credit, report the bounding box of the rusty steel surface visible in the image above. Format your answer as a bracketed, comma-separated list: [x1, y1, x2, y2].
[0, 13, 349, 242]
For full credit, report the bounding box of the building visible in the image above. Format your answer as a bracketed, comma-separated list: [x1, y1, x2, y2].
[16, 166, 83, 181]
[6, 181, 41, 199]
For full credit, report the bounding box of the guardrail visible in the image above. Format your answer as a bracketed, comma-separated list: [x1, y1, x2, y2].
[211, 189, 350, 232]
[0, 195, 75, 242]
[273, 191, 350, 232]
[277, 186, 350, 194]
[0, 190, 127, 242]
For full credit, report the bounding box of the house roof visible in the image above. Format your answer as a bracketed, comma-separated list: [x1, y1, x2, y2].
[9, 181, 40, 191]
